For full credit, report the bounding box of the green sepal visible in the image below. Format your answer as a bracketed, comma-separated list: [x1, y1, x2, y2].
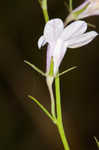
[49, 57, 54, 77]
[73, 2, 89, 18]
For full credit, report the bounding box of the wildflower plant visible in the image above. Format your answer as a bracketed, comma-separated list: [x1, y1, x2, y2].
[24, 0, 99, 150]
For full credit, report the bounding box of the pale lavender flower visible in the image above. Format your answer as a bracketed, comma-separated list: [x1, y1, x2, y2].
[38, 18, 98, 76]
[66, 0, 99, 24]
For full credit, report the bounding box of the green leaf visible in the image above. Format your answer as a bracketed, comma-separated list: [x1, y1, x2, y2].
[28, 95, 56, 123]
[24, 60, 46, 77]
[57, 66, 77, 77]
[73, 2, 89, 18]
[87, 23, 96, 28]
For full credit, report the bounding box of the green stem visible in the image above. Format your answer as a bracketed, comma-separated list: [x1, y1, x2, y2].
[46, 76, 56, 119]
[39, 0, 49, 22]
[42, 0, 49, 22]
[57, 122, 70, 150]
[69, 0, 72, 12]
[55, 75, 70, 150]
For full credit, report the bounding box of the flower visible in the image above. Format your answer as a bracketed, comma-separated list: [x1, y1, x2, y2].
[66, 0, 99, 24]
[38, 18, 98, 76]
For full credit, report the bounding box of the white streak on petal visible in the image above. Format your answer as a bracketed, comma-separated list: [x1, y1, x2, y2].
[68, 31, 98, 48]
[44, 18, 64, 44]
[38, 35, 47, 49]
[61, 21, 87, 41]
[53, 39, 68, 74]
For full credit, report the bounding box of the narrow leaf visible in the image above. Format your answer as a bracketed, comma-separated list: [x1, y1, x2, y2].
[28, 95, 55, 123]
[24, 60, 46, 77]
[57, 66, 77, 77]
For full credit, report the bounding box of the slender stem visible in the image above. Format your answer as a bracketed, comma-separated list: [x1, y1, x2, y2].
[55, 75, 62, 122]
[55, 75, 70, 150]
[57, 122, 70, 150]
[39, 0, 49, 22]
[42, 0, 49, 22]
[46, 76, 56, 119]
[69, 0, 73, 12]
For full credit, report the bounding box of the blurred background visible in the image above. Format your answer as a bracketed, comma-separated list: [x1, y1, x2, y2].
[0, 0, 99, 150]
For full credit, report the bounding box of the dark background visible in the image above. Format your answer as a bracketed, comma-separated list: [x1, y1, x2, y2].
[0, 0, 99, 150]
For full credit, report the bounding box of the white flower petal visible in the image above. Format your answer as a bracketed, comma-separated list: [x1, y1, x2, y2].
[52, 39, 68, 74]
[44, 18, 64, 44]
[67, 31, 98, 48]
[39, 18, 98, 77]
[38, 35, 47, 49]
[61, 21, 87, 41]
